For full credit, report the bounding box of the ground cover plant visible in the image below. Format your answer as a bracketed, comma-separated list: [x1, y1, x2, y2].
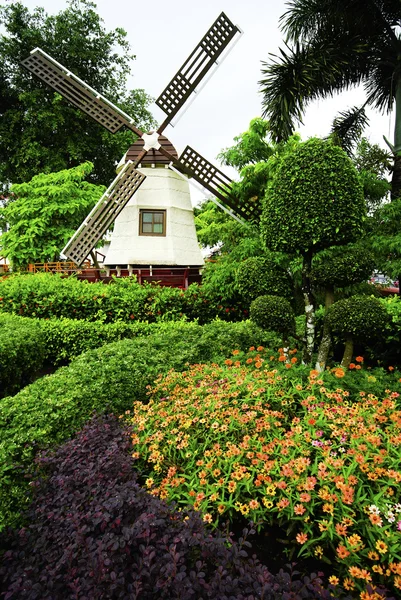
[126, 347, 401, 598]
[0, 320, 279, 531]
[0, 414, 340, 600]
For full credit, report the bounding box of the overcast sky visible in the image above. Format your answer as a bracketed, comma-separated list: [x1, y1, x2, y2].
[7, 0, 395, 202]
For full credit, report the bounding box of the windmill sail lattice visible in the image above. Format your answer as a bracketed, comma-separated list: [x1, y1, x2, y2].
[22, 12, 247, 266]
[62, 162, 145, 264]
[156, 12, 240, 132]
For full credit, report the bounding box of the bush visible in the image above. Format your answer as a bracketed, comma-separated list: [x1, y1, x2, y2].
[236, 256, 293, 301]
[0, 319, 280, 530]
[0, 313, 45, 397]
[0, 273, 249, 324]
[0, 415, 338, 600]
[327, 295, 390, 342]
[311, 246, 376, 289]
[39, 317, 157, 365]
[250, 295, 295, 338]
[127, 350, 401, 598]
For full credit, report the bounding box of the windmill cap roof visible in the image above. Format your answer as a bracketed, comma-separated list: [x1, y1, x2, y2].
[126, 135, 178, 166]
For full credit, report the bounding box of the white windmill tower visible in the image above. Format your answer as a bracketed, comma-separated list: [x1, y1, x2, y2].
[22, 13, 259, 286]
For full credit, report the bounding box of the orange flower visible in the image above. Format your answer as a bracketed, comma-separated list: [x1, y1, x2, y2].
[389, 365, 394, 371]
[355, 356, 364, 363]
[225, 359, 233, 366]
[246, 358, 253, 364]
[334, 368, 345, 378]
[369, 513, 382, 526]
[294, 504, 306, 515]
[257, 346, 264, 351]
[296, 532, 308, 544]
[336, 545, 350, 559]
[255, 361, 263, 368]
[249, 499, 260, 510]
[278, 355, 286, 362]
[203, 513, 213, 523]
[232, 349, 240, 355]
[349, 363, 356, 369]
[355, 364, 361, 370]
[291, 357, 298, 364]
[335, 523, 347, 536]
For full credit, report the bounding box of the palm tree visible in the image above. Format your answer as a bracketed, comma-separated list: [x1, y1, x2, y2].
[260, 0, 401, 198]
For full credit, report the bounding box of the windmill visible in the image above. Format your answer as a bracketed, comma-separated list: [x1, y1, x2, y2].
[22, 12, 259, 278]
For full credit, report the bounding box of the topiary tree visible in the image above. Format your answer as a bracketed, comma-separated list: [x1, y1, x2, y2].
[261, 138, 365, 363]
[327, 295, 390, 367]
[236, 256, 293, 302]
[311, 245, 376, 370]
[250, 295, 295, 345]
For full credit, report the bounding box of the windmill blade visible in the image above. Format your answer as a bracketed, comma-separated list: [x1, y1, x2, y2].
[62, 162, 146, 266]
[177, 146, 260, 222]
[22, 48, 142, 135]
[156, 12, 241, 132]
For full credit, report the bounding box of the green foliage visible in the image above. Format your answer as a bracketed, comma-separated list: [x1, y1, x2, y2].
[261, 138, 366, 255]
[0, 163, 104, 268]
[0, 0, 156, 186]
[39, 317, 157, 366]
[0, 313, 45, 397]
[0, 272, 256, 324]
[0, 319, 279, 530]
[218, 118, 274, 170]
[327, 295, 390, 341]
[370, 197, 401, 279]
[250, 294, 295, 337]
[311, 245, 376, 289]
[236, 256, 293, 301]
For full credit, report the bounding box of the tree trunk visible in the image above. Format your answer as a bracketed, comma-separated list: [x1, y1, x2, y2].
[341, 336, 354, 368]
[390, 79, 401, 201]
[302, 251, 315, 364]
[315, 285, 335, 372]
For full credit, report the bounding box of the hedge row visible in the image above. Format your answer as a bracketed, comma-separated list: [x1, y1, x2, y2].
[0, 314, 45, 397]
[0, 320, 280, 530]
[0, 273, 248, 323]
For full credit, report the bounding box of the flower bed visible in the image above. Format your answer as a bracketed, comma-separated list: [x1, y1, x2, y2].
[126, 348, 401, 597]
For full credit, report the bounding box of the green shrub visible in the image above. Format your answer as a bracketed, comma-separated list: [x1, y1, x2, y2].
[236, 256, 293, 301]
[327, 295, 390, 342]
[311, 246, 375, 289]
[0, 273, 248, 324]
[0, 313, 45, 397]
[39, 317, 157, 365]
[0, 319, 279, 530]
[250, 295, 295, 338]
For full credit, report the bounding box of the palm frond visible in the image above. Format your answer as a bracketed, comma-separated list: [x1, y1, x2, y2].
[260, 38, 370, 142]
[281, 0, 400, 44]
[330, 106, 369, 155]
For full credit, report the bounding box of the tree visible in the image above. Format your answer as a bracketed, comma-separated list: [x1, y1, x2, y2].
[0, 1, 156, 187]
[261, 138, 365, 363]
[0, 162, 104, 269]
[259, 0, 401, 199]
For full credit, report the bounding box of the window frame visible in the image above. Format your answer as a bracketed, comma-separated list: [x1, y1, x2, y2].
[139, 209, 167, 237]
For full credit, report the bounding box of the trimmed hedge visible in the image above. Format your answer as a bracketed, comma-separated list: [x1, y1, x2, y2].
[0, 313, 45, 398]
[0, 272, 248, 323]
[0, 415, 339, 600]
[0, 319, 280, 531]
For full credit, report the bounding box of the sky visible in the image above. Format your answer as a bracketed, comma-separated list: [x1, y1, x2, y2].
[4, 0, 396, 203]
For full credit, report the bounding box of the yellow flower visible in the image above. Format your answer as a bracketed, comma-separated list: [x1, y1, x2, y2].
[375, 540, 388, 554]
[328, 575, 339, 586]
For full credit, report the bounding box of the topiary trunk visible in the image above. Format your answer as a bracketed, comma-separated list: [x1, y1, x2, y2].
[341, 336, 354, 368]
[315, 286, 335, 372]
[302, 252, 315, 364]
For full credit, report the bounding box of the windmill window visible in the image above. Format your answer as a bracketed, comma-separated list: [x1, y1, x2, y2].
[139, 210, 166, 236]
